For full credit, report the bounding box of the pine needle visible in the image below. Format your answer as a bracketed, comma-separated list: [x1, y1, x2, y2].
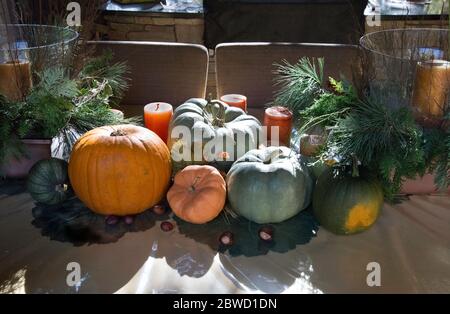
[325, 98, 425, 199]
[273, 57, 325, 121]
[0, 52, 135, 169]
[273, 56, 449, 199]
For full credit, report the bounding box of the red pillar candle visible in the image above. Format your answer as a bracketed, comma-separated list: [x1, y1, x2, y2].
[264, 106, 293, 147]
[220, 94, 247, 111]
[144, 102, 173, 143]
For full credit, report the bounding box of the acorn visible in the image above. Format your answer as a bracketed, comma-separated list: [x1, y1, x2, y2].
[258, 226, 274, 242]
[152, 205, 166, 215]
[160, 221, 174, 232]
[124, 215, 134, 225]
[105, 215, 119, 225]
[219, 231, 234, 246]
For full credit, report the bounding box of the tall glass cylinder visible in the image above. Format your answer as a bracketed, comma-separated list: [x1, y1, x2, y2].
[0, 24, 78, 101]
[360, 28, 449, 114]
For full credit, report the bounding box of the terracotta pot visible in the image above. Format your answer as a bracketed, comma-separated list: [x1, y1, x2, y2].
[2, 139, 52, 178]
[401, 173, 450, 195]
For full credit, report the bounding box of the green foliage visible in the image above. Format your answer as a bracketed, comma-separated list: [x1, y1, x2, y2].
[274, 57, 450, 200]
[0, 52, 134, 171]
[33, 67, 79, 99]
[326, 99, 425, 200]
[421, 128, 450, 190]
[299, 80, 359, 132]
[79, 51, 128, 104]
[274, 58, 324, 120]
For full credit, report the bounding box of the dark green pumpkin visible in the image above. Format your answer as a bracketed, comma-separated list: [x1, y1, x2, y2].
[313, 168, 383, 235]
[27, 158, 70, 205]
[226, 146, 314, 224]
[169, 98, 262, 173]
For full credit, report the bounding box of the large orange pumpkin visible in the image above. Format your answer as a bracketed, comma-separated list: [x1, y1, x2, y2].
[167, 165, 226, 224]
[68, 124, 171, 216]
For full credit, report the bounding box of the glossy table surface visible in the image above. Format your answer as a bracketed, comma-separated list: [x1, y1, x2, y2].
[0, 180, 449, 294]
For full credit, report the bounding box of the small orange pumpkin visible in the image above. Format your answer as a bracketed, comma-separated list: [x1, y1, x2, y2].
[167, 165, 226, 224]
[68, 124, 171, 216]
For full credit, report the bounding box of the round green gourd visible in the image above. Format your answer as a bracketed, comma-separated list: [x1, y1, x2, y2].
[27, 158, 70, 205]
[313, 167, 384, 235]
[226, 146, 314, 224]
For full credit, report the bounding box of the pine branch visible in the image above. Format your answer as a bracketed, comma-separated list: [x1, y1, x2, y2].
[324, 98, 425, 199]
[273, 57, 448, 200]
[33, 67, 78, 99]
[273, 57, 325, 121]
[0, 52, 134, 169]
[299, 81, 359, 130]
[427, 129, 450, 190]
[79, 50, 129, 103]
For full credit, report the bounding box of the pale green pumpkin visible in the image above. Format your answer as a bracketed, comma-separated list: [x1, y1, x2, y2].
[169, 98, 262, 172]
[226, 146, 314, 224]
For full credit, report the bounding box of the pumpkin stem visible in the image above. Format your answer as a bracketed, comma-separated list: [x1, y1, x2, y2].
[55, 183, 68, 193]
[190, 175, 201, 192]
[264, 148, 283, 164]
[205, 100, 226, 127]
[110, 129, 127, 137]
[351, 154, 360, 178]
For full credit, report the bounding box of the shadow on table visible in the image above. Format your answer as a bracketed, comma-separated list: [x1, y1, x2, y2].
[175, 208, 319, 257]
[0, 179, 27, 196]
[3, 177, 320, 292]
[1, 181, 169, 293]
[31, 197, 169, 246]
[149, 208, 319, 291]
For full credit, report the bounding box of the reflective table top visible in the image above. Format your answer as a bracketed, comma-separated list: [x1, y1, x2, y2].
[0, 181, 449, 293]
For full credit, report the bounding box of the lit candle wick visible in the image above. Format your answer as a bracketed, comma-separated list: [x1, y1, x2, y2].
[156, 103, 160, 111]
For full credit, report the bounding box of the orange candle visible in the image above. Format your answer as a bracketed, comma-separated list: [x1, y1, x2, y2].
[411, 60, 450, 127]
[144, 102, 173, 143]
[220, 94, 247, 111]
[0, 60, 33, 101]
[264, 106, 293, 147]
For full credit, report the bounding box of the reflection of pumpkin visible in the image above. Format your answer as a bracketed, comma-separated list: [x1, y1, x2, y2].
[313, 168, 383, 235]
[27, 158, 70, 205]
[169, 98, 262, 172]
[168, 165, 226, 224]
[68, 125, 171, 216]
[227, 146, 314, 224]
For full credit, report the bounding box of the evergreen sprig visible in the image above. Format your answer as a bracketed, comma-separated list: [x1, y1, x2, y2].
[0, 52, 134, 171]
[274, 58, 325, 121]
[326, 99, 425, 199]
[79, 51, 129, 104]
[421, 127, 450, 190]
[298, 79, 359, 132]
[274, 57, 450, 200]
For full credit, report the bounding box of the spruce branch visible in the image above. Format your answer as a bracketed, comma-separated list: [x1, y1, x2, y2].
[273, 57, 325, 120]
